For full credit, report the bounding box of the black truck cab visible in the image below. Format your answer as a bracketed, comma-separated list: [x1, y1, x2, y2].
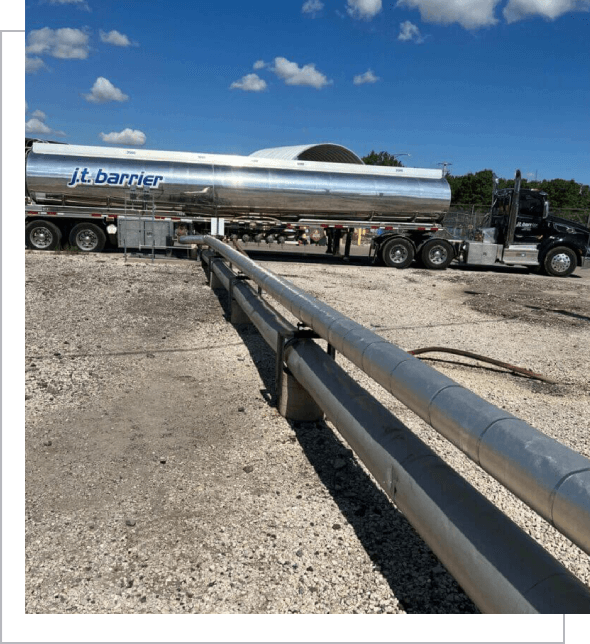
[490, 187, 547, 244]
[488, 177, 590, 277]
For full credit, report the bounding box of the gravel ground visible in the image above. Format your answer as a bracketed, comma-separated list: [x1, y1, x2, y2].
[25, 249, 590, 614]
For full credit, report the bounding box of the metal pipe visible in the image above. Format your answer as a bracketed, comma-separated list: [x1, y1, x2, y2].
[284, 340, 590, 613]
[180, 235, 205, 244]
[203, 250, 293, 350]
[199, 259, 590, 612]
[194, 236, 590, 556]
[504, 170, 522, 248]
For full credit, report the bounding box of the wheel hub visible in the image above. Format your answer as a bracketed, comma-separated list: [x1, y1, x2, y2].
[430, 248, 447, 264]
[551, 253, 571, 272]
[31, 228, 53, 249]
[390, 247, 408, 262]
[77, 230, 98, 250]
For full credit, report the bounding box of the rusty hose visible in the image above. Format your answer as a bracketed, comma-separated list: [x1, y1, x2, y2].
[408, 347, 557, 384]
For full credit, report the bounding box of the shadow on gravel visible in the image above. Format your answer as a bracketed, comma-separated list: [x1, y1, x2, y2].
[209, 283, 478, 614]
[286, 419, 478, 614]
[244, 249, 371, 268]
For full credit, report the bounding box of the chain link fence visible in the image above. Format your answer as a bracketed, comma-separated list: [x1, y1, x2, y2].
[442, 206, 491, 241]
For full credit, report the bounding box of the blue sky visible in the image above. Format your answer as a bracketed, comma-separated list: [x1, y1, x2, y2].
[23, 0, 590, 184]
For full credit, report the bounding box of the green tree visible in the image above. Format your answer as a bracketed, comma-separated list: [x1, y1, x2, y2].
[498, 177, 590, 210]
[447, 170, 495, 205]
[364, 158, 590, 212]
[362, 151, 404, 167]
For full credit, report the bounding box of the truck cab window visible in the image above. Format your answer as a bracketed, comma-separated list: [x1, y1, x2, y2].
[518, 191, 545, 217]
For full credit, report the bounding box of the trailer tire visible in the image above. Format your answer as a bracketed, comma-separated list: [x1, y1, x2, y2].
[381, 237, 414, 269]
[543, 246, 577, 277]
[420, 239, 454, 270]
[26, 220, 62, 250]
[69, 223, 106, 252]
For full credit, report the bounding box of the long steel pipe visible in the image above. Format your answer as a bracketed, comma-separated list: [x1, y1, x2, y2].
[185, 235, 590, 557]
[202, 251, 590, 613]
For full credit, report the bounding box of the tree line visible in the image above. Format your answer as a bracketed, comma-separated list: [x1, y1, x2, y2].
[362, 151, 590, 211]
[447, 170, 590, 210]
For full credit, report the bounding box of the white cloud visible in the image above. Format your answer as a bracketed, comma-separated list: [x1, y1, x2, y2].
[230, 73, 267, 92]
[353, 69, 379, 84]
[25, 101, 29, 112]
[503, 0, 590, 22]
[253, 60, 267, 70]
[83, 77, 129, 103]
[396, 0, 500, 29]
[25, 118, 52, 135]
[99, 30, 133, 46]
[49, 0, 90, 9]
[99, 129, 146, 145]
[271, 57, 332, 89]
[347, 0, 382, 20]
[26, 27, 90, 59]
[302, 0, 324, 16]
[398, 20, 424, 42]
[25, 56, 47, 74]
[25, 114, 65, 137]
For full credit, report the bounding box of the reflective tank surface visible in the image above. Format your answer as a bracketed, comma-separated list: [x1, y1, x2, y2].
[26, 142, 451, 222]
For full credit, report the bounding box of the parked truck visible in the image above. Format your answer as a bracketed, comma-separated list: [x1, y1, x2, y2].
[25, 139, 590, 277]
[373, 170, 590, 277]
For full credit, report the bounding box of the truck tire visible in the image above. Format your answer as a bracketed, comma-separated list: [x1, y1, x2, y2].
[543, 246, 577, 277]
[420, 239, 454, 270]
[69, 223, 106, 252]
[26, 220, 62, 250]
[381, 237, 414, 269]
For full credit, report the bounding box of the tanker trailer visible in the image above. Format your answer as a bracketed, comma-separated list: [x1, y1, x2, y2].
[25, 140, 451, 254]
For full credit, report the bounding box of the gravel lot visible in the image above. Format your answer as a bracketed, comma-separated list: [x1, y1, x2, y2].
[25, 249, 590, 614]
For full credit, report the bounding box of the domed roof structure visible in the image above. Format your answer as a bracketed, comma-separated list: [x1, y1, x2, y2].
[249, 143, 364, 165]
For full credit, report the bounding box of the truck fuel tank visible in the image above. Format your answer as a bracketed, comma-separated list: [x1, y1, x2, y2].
[463, 242, 502, 265]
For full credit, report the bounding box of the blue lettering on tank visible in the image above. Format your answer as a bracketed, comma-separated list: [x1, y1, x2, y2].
[67, 168, 79, 187]
[67, 167, 165, 188]
[95, 169, 108, 184]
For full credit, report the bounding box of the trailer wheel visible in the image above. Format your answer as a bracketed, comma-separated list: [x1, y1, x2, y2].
[381, 237, 414, 269]
[543, 246, 577, 277]
[420, 239, 454, 270]
[26, 220, 62, 250]
[69, 223, 106, 252]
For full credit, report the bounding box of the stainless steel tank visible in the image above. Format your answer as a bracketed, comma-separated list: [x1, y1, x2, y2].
[26, 142, 451, 222]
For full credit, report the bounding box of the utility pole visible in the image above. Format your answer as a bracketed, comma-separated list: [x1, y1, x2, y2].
[437, 161, 452, 176]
